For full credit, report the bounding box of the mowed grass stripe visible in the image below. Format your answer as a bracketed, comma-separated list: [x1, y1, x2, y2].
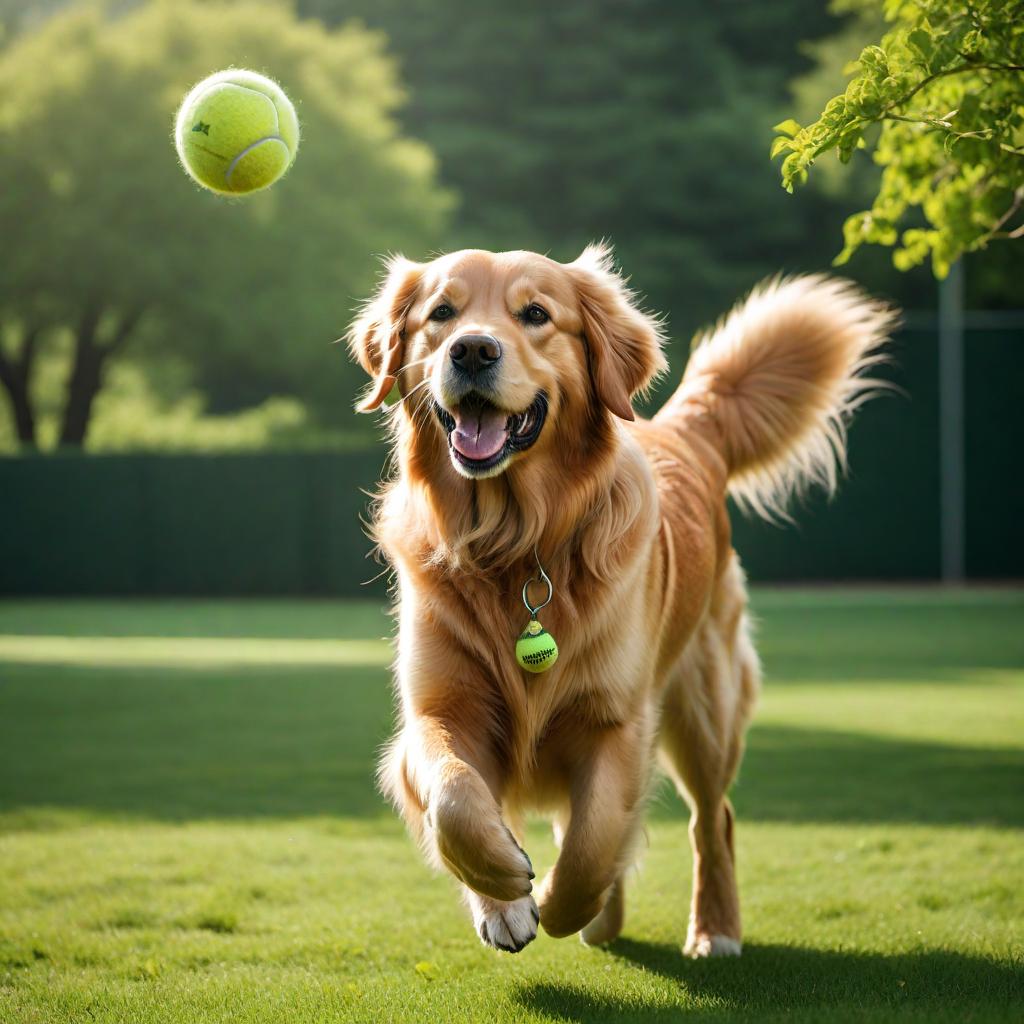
[0, 634, 392, 668]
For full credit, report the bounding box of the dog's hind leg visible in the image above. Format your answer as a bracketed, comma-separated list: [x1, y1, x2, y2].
[659, 554, 760, 958]
[579, 875, 626, 946]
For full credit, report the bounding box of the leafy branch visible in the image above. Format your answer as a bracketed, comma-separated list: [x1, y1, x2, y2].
[772, 0, 1024, 276]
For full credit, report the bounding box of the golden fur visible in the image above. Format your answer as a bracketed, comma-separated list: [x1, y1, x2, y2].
[348, 244, 894, 955]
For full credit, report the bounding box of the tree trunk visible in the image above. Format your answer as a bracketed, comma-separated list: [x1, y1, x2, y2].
[59, 306, 105, 447]
[0, 363, 36, 444]
[59, 306, 143, 448]
[0, 324, 42, 447]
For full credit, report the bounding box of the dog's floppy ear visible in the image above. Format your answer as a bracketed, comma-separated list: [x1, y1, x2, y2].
[568, 243, 667, 421]
[348, 255, 423, 413]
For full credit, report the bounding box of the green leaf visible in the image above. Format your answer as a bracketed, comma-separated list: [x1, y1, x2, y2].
[772, 118, 802, 137]
[906, 28, 933, 66]
[927, 21, 970, 74]
[838, 127, 864, 164]
[858, 45, 889, 78]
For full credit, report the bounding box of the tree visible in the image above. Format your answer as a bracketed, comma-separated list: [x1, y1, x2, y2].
[0, 0, 450, 447]
[302, 0, 846, 360]
[772, 0, 1024, 277]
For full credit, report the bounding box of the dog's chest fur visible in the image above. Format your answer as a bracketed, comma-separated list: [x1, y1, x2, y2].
[396, 542, 668, 784]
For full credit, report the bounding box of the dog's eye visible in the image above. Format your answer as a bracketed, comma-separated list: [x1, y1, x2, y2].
[429, 303, 457, 322]
[522, 304, 550, 326]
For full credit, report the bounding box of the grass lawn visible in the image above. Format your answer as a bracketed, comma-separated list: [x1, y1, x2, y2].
[1, 589, 1022, 1023]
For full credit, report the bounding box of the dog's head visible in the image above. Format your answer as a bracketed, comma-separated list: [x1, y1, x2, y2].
[349, 244, 666, 480]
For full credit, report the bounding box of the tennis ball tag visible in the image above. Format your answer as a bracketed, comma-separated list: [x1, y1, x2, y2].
[175, 69, 299, 194]
[515, 618, 558, 674]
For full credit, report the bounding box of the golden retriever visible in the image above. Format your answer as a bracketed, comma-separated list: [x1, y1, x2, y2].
[348, 244, 893, 956]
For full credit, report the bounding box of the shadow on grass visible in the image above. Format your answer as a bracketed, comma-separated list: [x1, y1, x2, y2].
[650, 724, 1024, 829]
[518, 940, 1023, 1023]
[0, 664, 395, 821]
[1, 664, 1021, 826]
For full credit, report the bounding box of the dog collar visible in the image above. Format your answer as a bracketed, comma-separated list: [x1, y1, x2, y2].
[515, 551, 559, 674]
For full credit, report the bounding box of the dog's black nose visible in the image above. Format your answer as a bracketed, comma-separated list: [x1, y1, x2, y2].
[449, 334, 502, 375]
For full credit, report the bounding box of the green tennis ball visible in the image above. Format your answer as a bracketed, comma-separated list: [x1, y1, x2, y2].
[515, 620, 559, 674]
[174, 69, 299, 195]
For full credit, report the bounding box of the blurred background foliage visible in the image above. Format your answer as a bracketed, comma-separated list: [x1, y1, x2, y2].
[0, 0, 1018, 453]
[0, 0, 448, 451]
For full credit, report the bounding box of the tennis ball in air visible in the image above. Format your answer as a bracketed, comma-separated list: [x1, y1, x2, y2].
[515, 619, 559, 674]
[174, 69, 299, 195]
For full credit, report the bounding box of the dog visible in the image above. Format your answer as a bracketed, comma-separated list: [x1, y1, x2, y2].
[348, 244, 893, 956]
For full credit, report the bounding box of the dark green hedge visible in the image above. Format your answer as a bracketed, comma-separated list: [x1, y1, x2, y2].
[1, 330, 1020, 595]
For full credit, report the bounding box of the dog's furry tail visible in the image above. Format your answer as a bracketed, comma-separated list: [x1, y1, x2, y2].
[662, 275, 897, 520]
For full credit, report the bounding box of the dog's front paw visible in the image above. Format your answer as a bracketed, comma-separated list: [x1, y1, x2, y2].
[467, 891, 539, 954]
[429, 765, 534, 902]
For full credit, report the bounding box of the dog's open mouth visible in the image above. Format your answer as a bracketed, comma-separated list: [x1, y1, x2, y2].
[434, 392, 548, 474]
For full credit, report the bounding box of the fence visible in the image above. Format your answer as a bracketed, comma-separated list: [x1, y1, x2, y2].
[1, 328, 1020, 595]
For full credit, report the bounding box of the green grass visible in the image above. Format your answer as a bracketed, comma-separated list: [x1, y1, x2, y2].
[1, 590, 1022, 1023]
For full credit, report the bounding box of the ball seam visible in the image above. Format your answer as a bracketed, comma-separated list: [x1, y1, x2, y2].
[224, 135, 289, 187]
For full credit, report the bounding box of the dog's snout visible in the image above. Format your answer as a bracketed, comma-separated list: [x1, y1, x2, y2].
[449, 334, 502, 375]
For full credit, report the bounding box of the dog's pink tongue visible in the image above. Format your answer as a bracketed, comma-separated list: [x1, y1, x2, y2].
[452, 406, 508, 460]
